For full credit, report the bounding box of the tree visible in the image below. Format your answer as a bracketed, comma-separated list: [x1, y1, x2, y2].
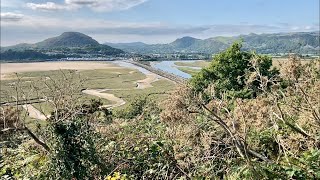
[190, 42, 279, 99]
[44, 101, 110, 179]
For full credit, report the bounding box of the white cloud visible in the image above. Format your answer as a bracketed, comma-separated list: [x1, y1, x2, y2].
[304, 26, 312, 30]
[1, 14, 318, 46]
[26, 2, 71, 11]
[26, 0, 148, 12]
[1, 12, 24, 22]
[65, 0, 97, 5]
[85, 0, 148, 12]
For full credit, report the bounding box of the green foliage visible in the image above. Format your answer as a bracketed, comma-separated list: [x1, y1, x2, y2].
[1, 142, 48, 179]
[231, 149, 320, 179]
[0, 49, 66, 61]
[247, 129, 279, 159]
[104, 111, 182, 179]
[45, 118, 107, 179]
[114, 96, 160, 119]
[41, 100, 111, 179]
[190, 42, 279, 99]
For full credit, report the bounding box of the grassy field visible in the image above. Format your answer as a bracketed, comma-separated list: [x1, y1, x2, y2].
[104, 79, 175, 110]
[174, 60, 210, 68]
[177, 67, 199, 76]
[0, 61, 176, 118]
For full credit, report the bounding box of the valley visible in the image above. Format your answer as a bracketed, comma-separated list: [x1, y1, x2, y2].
[1, 0, 319, 178]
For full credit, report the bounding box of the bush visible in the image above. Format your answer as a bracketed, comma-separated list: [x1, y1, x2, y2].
[114, 96, 160, 120]
[191, 42, 279, 99]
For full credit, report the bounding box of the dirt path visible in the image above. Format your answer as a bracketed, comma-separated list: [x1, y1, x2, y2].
[82, 89, 126, 108]
[136, 73, 159, 89]
[22, 104, 47, 120]
[82, 72, 160, 108]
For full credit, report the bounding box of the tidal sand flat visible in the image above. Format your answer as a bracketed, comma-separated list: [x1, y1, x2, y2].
[0, 61, 121, 79]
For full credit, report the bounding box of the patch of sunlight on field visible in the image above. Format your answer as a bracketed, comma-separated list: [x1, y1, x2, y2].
[174, 60, 210, 68]
[177, 67, 200, 76]
[80, 68, 145, 89]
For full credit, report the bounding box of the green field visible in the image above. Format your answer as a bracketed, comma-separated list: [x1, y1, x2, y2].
[104, 79, 175, 110]
[0, 64, 176, 118]
[177, 67, 200, 76]
[174, 60, 210, 68]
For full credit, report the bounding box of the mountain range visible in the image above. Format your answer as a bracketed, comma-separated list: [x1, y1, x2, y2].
[105, 31, 320, 54]
[2, 31, 319, 57]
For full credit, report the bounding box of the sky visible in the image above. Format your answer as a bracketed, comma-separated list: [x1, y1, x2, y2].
[1, 0, 319, 46]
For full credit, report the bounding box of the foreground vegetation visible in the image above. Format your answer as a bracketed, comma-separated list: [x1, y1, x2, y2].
[1, 43, 319, 179]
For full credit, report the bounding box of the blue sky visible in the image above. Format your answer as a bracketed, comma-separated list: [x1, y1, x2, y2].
[1, 0, 319, 46]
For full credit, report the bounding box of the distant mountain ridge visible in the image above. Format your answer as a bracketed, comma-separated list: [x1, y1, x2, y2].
[1, 32, 124, 61]
[35, 32, 100, 49]
[2, 32, 121, 52]
[105, 31, 320, 54]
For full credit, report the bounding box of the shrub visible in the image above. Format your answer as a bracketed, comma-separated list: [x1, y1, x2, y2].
[190, 42, 279, 99]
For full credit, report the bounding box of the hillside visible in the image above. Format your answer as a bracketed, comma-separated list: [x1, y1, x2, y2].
[2, 32, 122, 51]
[1, 32, 124, 60]
[105, 31, 320, 54]
[35, 32, 100, 49]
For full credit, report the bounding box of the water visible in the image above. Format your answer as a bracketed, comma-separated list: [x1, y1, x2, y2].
[114, 60, 202, 79]
[112, 61, 151, 75]
[151, 61, 199, 79]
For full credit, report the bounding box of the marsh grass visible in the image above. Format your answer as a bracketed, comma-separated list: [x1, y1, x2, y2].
[177, 67, 200, 76]
[1, 67, 175, 117]
[174, 60, 210, 68]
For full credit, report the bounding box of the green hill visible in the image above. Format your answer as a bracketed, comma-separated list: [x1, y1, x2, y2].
[105, 31, 320, 54]
[1, 32, 124, 60]
[35, 32, 100, 49]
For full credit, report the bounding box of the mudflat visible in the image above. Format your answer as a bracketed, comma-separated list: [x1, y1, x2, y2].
[0, 61, 120, 75]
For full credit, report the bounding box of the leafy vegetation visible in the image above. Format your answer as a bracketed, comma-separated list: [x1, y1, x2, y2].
[0, 49, 67, 61]
[191, 42, 279, 99]
[1, 42, 319, 179]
